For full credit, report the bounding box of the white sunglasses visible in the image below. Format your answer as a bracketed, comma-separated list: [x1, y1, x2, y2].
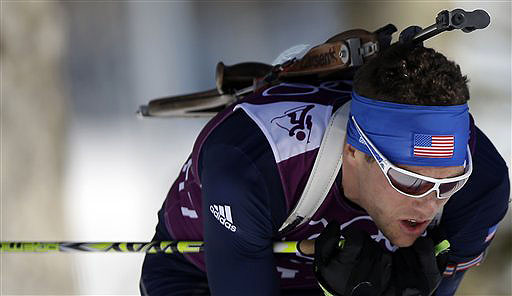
[351, 115, 473, 199]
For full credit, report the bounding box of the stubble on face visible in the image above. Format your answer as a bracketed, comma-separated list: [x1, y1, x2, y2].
[343, 155, 451, 247]
[351, 162, 420, 247]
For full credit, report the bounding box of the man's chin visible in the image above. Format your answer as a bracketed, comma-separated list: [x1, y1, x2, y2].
[374, 219, 424, 248]
[393, 239, 415, 248]
[391, 234, 419, 248]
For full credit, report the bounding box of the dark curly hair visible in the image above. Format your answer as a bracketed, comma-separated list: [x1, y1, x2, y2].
[353, 43, 470, 163]
[353, 43, 470, 106]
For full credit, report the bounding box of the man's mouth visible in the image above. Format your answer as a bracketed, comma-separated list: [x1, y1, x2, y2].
[399, 219, 429, 234]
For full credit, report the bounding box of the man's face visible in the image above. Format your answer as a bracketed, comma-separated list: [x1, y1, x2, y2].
[341, 143, 464, 247]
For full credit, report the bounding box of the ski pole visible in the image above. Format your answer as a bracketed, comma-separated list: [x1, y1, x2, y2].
[0, 240, 314, 254]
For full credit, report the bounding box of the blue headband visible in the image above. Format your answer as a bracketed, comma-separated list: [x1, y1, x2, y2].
[346, 91, 470, 166]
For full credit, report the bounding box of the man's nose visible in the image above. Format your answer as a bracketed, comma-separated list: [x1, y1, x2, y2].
[411, 192, 443, 219]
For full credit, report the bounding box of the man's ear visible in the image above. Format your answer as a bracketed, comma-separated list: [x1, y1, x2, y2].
[343, 143, 358, 165]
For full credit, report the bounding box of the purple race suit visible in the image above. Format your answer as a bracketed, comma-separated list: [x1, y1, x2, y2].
[162, 79, 492, 290]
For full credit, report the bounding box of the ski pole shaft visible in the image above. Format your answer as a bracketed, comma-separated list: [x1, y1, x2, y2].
[0, 241, 310, 254]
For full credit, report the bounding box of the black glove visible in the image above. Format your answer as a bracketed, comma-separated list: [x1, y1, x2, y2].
[314, 221, 392, 296]
[386, 236, 449, 296]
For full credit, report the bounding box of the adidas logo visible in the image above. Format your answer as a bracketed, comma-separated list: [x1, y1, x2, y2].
[210, 205, 237, 232]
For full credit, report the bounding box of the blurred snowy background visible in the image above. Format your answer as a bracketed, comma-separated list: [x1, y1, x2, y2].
[1, 2, 510, 295]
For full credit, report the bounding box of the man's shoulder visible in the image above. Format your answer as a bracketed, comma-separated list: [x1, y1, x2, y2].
[199, 79, 352, 152]
[204, 109, 263, 148]
[441, 124, 509, 258]
[472, 125, 509, 181]
[198, 109, 274, 177]
[446, 124, 509, 215]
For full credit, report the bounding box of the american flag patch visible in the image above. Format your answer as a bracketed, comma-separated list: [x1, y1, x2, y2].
[414, 134, 454, 158]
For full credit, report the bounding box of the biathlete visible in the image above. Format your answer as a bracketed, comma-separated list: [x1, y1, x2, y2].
[140, 42, 510, 295]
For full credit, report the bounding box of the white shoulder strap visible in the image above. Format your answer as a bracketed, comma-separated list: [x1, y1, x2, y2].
[279, 101, 351, 234]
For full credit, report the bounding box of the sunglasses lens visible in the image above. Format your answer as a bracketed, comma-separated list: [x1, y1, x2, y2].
[439, 180, 466, 198]
[387, 168, 435, 195]
[439, 162, 471, 198]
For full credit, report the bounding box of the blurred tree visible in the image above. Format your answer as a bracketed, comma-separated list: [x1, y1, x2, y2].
[1, 2, 75, 294]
